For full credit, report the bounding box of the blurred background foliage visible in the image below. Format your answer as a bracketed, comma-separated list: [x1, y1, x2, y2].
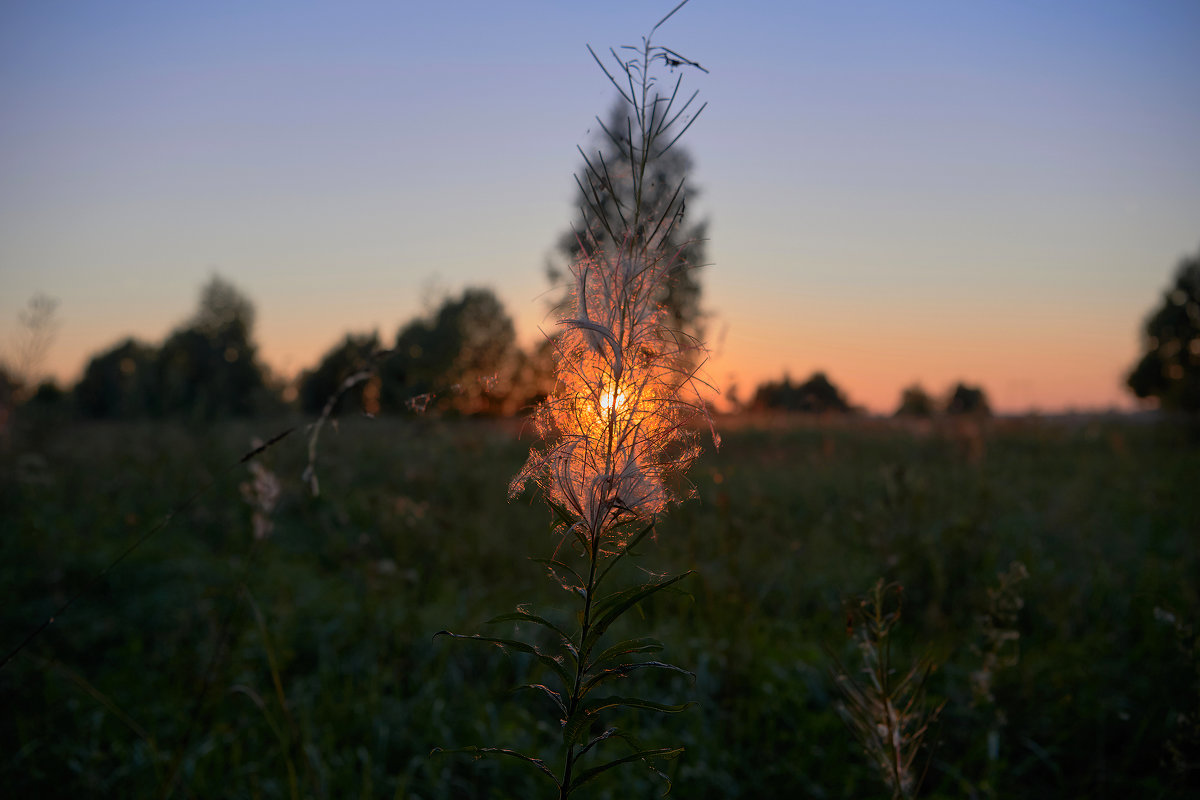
[1127, 249, 1200, 415]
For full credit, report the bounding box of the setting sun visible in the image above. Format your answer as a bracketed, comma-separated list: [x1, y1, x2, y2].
[598, 385, 626, 415]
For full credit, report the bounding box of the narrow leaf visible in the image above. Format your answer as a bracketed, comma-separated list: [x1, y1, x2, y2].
[531, 557, 586, 593]
[577, 726, 620, 759]
[546, 498, 577, 527]
[516, 683, 567, 718]
[592, 570, 691, 625]
[583, 695, 696, 717]
[594, 521, 657, 591]
[486, 609, 576, 657]
[589, 636, 664, 671]
[561, 693, 694, 748]
[546, 502, 591, 553]
[434, 631, 572, 689]
[583, 572, 693, 655]
[567, 746, 684, 793]
[658, 99, 707, 156]
[562, 706, 590, 748]
[431, 746, 561, 788]
[582, 661, 695, 694]
[587, 44, 633, 105]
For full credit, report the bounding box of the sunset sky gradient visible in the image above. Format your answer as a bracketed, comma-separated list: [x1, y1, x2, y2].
[3, 0, 1199, 413]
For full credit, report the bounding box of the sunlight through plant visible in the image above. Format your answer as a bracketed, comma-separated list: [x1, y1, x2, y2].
[435, 3, 716, 796]
[512, 244, 711, 554]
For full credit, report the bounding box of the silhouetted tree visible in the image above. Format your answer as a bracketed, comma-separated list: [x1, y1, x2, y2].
[548, 98, 709, 340]
[297, 331, 383, 415]
[154, 276, 268, 418]
[1127, 247, 1200, 414]
[23, 379, 71, 425]
[75, 337, 158, 418]
[30, 380, 66, 409]
[383, 287, 516, 415]
[752, 371, 852, 414]
[945, 382, 991, 416]
[895, 384, 936, 418]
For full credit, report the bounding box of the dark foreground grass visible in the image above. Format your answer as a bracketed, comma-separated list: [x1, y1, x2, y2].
[2, 414, 1198, 798]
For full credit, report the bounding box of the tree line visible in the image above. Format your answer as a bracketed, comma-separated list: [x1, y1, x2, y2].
[50, 276, 547, 421]
[748, 372, 991, 418]
[8, 249, 1200, 422]
[0, 272, 993, 422]
[10, 235, 1200, 423]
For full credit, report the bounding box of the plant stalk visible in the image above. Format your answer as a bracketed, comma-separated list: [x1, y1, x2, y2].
[559, 533, 603, 799]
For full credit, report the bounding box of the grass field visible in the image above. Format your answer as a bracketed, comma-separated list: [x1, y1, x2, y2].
[2, 413, 1198, 798]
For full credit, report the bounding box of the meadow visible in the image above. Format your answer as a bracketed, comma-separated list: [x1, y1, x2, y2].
[2, 413, 1197, 798]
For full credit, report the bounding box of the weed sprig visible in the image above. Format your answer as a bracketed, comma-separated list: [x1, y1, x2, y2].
[832, 580, 944, 800]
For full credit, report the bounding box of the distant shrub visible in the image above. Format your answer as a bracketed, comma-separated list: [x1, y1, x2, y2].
[751, 371, 853, 414]
[946, 382, 991, 416]
[894, 383, 936, 418]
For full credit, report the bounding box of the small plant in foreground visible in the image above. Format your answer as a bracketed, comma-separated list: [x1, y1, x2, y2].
[969, 560, 1028, 797]
[240, 437, 282, 539]
[832, 580, 944, 800]
[436, 3, 715, 796]
[1155, 605, 1200, 779]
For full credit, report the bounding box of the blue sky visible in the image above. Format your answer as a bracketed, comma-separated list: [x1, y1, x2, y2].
[2, 1, 1199, 412]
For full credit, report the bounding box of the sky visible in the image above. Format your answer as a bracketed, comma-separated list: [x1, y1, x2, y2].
[2, 0, 1199, 414]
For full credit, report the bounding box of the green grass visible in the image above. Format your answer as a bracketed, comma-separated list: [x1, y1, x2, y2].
[2, 414, 1198, 798]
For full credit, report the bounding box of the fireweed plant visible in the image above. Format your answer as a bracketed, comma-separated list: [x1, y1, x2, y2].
[435, 3, 716, 796]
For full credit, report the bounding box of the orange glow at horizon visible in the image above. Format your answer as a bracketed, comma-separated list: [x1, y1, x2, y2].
[33, 286, 1146, 418]
[706, 321, 1141, 415]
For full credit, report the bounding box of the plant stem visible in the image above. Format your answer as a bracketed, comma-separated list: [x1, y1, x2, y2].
[559, 535, 603, 799]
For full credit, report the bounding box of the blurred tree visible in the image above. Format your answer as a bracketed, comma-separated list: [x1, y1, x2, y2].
[751, 371, 852, 414]
[190, 276, 256, 339]
[154, 275, 268, 418]
[945, 383, 991, 416]
[1127, 247, 1200, 414]
[75, 337, 158, 418]
[383, 287, 516, 415]
[548, 99, 709, 340]
[30, 380, 67, 409]
[23, 380, 72, 427]
[297, 331, 383, 415]
[895, 383, 936, 418]
[507, 336, 558, 414]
